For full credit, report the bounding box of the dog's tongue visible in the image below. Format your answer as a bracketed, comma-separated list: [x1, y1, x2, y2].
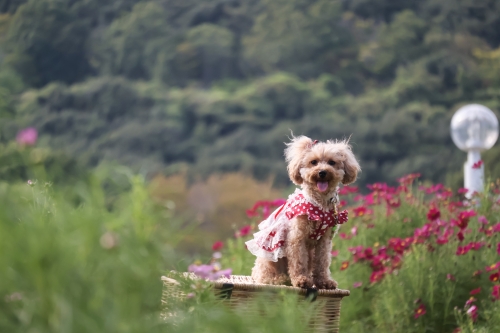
[317, 182, 329, 192]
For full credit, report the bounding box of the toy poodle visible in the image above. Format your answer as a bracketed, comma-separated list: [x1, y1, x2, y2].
[246, 135, 360, 289]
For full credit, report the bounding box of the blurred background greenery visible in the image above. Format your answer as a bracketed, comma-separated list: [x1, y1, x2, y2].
[2, 0, 500, 248]
[2, 0, 500, 189]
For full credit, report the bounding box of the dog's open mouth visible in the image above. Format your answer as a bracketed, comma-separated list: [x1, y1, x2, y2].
[317, 181, 329, 192]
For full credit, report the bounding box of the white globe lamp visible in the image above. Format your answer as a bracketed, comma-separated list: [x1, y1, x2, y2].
[451, 104, 499, 198]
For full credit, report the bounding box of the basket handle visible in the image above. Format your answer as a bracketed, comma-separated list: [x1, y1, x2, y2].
[306, 287, 318, 302]
[218, 283, 234, 300]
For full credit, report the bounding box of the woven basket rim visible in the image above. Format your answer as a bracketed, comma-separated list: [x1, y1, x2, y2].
[162, 274, 350, 297]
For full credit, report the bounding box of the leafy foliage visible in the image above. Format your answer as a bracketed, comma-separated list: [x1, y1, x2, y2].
[0, 171, 181, 332]
[2, 0, 500, 188]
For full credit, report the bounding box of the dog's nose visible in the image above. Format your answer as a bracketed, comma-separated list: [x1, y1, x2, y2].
[319, 170, 327, 179]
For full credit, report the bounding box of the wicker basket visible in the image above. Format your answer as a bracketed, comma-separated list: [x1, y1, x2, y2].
[162, 274, 350, 333]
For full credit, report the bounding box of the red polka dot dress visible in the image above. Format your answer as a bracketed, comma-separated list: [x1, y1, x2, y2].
[246, 189, 348, 262]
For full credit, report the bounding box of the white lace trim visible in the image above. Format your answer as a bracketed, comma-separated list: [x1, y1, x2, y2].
[245, 202, 290, 262]
[245, 239, 287, 262]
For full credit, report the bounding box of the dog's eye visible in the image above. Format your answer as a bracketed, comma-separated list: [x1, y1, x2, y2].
[328, 160, 336, 166]
[311, 160, 318, 166]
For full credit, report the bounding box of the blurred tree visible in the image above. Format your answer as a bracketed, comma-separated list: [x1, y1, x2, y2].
[422, 0, 500, 46]
[5, 0, 93, 86]
[344, 0, 420, 22]
[180, 23, 235, 85]
[92, 2, 176, 82]
[359, 10, 428, 79]
[2, 0, 500, 190]
[243, 0, 354, 78]
[0, 0, 28, 13]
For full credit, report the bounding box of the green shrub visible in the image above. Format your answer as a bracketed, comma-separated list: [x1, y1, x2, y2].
[0, 173, 177, 332]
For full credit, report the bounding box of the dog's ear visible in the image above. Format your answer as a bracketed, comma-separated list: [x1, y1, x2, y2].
[341, 143, 360, 185]
[285, 135, 313, 185]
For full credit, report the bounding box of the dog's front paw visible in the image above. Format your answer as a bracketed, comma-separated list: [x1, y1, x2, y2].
[291, 275, 314, 289]
[314, 278, 338, 290]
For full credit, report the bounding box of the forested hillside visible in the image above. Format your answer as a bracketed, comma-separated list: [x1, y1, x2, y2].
[2, 0, 500, 188]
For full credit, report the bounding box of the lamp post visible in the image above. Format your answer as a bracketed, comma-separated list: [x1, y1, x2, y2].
[451, 104, 499, 198]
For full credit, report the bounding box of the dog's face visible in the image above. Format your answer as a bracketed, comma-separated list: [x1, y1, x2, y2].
[285, 136, 360, 194]
[298, 145, 348, 193]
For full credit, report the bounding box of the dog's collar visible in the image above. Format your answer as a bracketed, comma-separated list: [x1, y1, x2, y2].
[329, 190, 339, 205]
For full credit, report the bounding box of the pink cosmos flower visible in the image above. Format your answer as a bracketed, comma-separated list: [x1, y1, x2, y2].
[397, 173, 421, 186]
[465, 297, 476, 307]
[235, 225, 252, 238]
[489, 272, 499, 282]
[212, 241, 224, 251]
[480, 226, 493, 236]
[455, 210, 477, 229]
[420, 184, 444, 194]
[473, 270, 482, 277]
[272, 199, 286, 206]
[386, 196, 401, 208]
[426, 207, 441, 221]
[478, 216, 488, 224]
[456, 246, 470, 256]
[364, 247, 374, 260]
[330, 250, 339, 257]
[457, 231, 464, 242]
[469, 242, 484, 251]
[340, 261, 349, 271]
[388, 238, 410, 254]
[436, 235, 448, 245]
[16, 127, 38, 146]
[348, 246, 365, 262]
[246, 199, 285, 218]
[472, 160, 483, 169]
[470, 287, 481, 295]
[457, 188, 468, 194]
[414, 304, 426, 319]
[436, 189, 453, 200]
[466, 305, 478, 321]
[391, 255, 403, 270]
[446, 274, 456, 281]
[367, 182, 390, 192]
[338, 186, 358, 195]
[188, 264, 232, 281]
[353, 206, 372, 217]
[351, 226, 358, 236]
[364, 193, 377, 205]
[370, 256, 385, 272]
[492, 285, 500, 301]
[353, 194, 364, 202]
[486, 262, 500, 271]
[353, 282, 362, 288]
[246, 209, 259, 218]
[339, 233, 352, 240]
[370, 270, 385, 284]
[397, 185, 409, 194]
[414, 224, 432, 241]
